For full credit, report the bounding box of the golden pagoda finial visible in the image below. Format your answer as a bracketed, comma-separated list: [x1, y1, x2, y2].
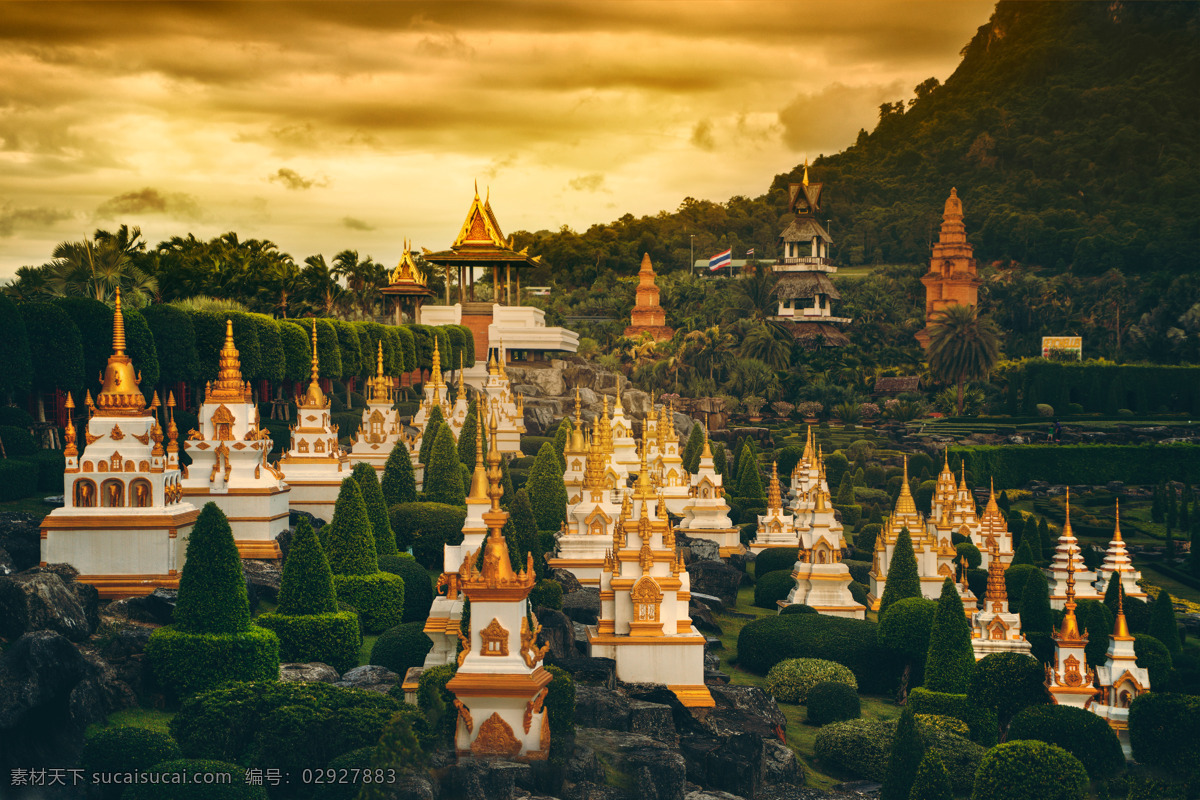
[985, 537, 1007, 607]
[1113, 581, 1133, 640]
[209, 319, 248, 401]
[149, 391, 164, 458]
[701, 425, 712, 460]
[467, 397, 489, 502]
[802, 158, 809, 187]
[767, 461, 782, 511]
[94, 287, 146, 417]
[300, 320, 327, 408]
[895, 455, 918, 515]
[457, 353, 465, 396]
[1112, 498, 1123, 542]
[84, 389, 95, 420]
[63, 393, 77, 458]
[166, 391, 179, 455]
[431, 336, 443, 387]
[574, 388, 582, 426]
[112, 287, 126, 355]
[488, 347, 498, 376]
[309, 319, 320, 381]
[377, 340, 385, 379]
[486, 410, 503, 512]
[802, 424, 813, 463]
[614, 391, 624, 412]
[497, 339, 507, 378]
[959, 461, 968, 491]
[1057, 495, 1085, 643]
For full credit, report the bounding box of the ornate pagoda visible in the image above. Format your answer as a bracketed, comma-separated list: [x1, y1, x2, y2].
[412, 337, 450, 434]
[1091, 585, 1150, 756]
[769, 163, 850, 347]
[348, 342, 405, 476]
[1094, 501, 1146, 601]
[480, 343, 525, 456]
[1048, 492, 1101, 609]
[653, 402, 691, 515]
[41, 289, 199, 597]
[380, 238, 435, 325]
[749, 462, 800, 553]
[675, 427, 741, 557]
[587, 436, 713, 708]
[970, 539, 1031, 660]
[446, 415, 551, 761]
[915, 188, 981, 349]
[549, 421, 622, 588]
[1045, 554, 1098, 709]
[277, 321, 350, 520]
[180, 320, 288, 559]
[624, 253, 673, 341]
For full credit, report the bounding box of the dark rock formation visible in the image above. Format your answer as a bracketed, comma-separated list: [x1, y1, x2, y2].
[536, 608, 577, 660]
[279, 662, 340, 683]
[562, 587, 601, 625]
[335, 665, 400, 694]
[687, 561, 744, 607]
[0, 571, 92, 642]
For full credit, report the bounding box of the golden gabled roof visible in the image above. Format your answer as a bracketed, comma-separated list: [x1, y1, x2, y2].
[390, 238, 425, 285]
[452, 184, 508, 249]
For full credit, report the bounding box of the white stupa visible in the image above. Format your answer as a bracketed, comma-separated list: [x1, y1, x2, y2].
[548, 423, 622, 587]
[348, 341, 405, 476]
[970, 540, 1031, 660]
[1048, 492, 1100, 609]
[675, 428, 741, 556]
[749, 462, 800, 553]
[1094, 501, 1146, 601]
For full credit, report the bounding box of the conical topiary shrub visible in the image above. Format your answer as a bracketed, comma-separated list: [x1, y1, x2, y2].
[879, 527, 921, 615]
[325, 478, 404, 633]
[381, 441, 418, 506]
[418, 405, 445, 467]
[146, 502, 279, 699]
[352, 461, 398, 557]
[552, 416, 572, 469]
[424, 424, 465, 506]
[907, 750, 952, 800]
[456, 398, 480, 469]
[681, 422, 704, 474]
[924, 577, 975, 694]
[255, 516, 359, 672]
[527, 442, 568, 532]
[880, 706, 925, 800]
[502, 488, 538, 572]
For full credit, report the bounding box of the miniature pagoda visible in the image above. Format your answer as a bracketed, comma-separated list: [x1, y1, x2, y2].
[975, 480, 1013, 569]
[769, 163, 850, 346]
[380, 238, 435, 325]
[624, 253, 673, 341]
[549, 423, 622, 587]
[970, 540, 1031, 660]
[412, 337, 451, 433]
[1091, 585, 1150, 756]
[787, 428, 820, 511]
[916, 188, 981, 349]
[562, 392, 589, 506]
[1094, 501, 1146, 601]
[180, 320, 288, 558]
[446, 356, 472, 436]
[749, 462, 800, 553]
[446, 416, 551, 760]
[606, 393, 639, 480]
[654, 403, 691, 515]
[779, 458, 864, 618]
[1048, 492, 1101, 609]
[480, 343, 525, 456]
[348, 342, 405, 476]
[1045, 555, 1098, 709]
[675, 428, 741, 557]
[277, 321, 350, 520]
[587, 438, 713, 708]
[41, 289, 199, 597]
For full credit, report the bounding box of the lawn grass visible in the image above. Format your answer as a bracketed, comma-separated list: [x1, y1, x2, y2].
[84, 707, 176, 739]
[0, 496, 53, 520]
[359, 632, 379, 666]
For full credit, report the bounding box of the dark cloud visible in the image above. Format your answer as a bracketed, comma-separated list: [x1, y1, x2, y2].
[269, 168, 324, 190]
[691, 120, 715, 151]
[95, 187, 203, 220]
[0, 204, 73, 236]
[567, 173, 606, 193]
[778, 81, 906, 153]
[342, 216, 375, 231]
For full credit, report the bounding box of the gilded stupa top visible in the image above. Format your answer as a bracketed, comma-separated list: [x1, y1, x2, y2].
[429, 337, 445, 388]
[1055, 491, 1086, 644]
[366, 341, 392, 404]
[894, 456, 918, 516]
[94, 288, 147, 417]
[766, 461, 782, 511]
[207, 320, 252, 403]
[299, 320, 327, 409]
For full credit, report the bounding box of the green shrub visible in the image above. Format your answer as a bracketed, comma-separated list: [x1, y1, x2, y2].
[146, 626, 279, 701]
[970, 740, 1088, 800]
[333, 573, 404, 634]
[848, 581, 870, 607]
[737, 614, 900, 694]
[968, 652, 1049, 731]
[767, 657, 858, 703]
[878, 597, 938, 683]
[814, 717, 983, 792]
[1003, 564, 1041, 615]
[857, 524, 882, 555]
[1128, 692, 1200, 779]
[1007, 704, 1124, 781]
[323, 478, 379, 576]
[0, 458, 37, 501]
[370, 621, 433, 677]
[423, 424, 465, 506]
[416, 664, 457, 746]
[0, 424, 36, 457]
[247, 703, 397, 778]
[879, 527, 921, 615]
[780, 603, 818, 615]
[358, 713, 425, 800]
[545, 665, 576, 742]
[956, 443, 1200, 489]
[754, 547, 799, 577]
[388, 502, 466, 568]
[82, 727, 181, 799]
[908, 751, 953, 800]
[254, 611, 359, 673]
[530, 578, 564, 610]
[1133, 633, 1173, 688]
[175, 503, 251, 634]
[754, 569, 795, 609]
[278, 516, 337, 616]
[843, 559, 871, 586]
[380, 443, 418, 506]
[880, 707, 923, 800]
[915, 714, 970, 738]
[417, 405, 444, 467]
[806, 681, 861, 725]
[119, 759, 267, 800]
[352, 462, 398, 556]
[527, 442, 568, 531]
[907, 687, 998, 747]
[311, 747, 375, 800]
[21, 449, 67, 491]
[924, 578, 975, 694]
[378, 553, 434, 623]
[1148, 589, 1183, 657]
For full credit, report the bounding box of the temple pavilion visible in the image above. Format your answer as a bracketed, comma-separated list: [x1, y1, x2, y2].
[916, 188, 981, 349]
[380, 239, 435, 325]
[624, 253, 673, 341]
[769, 164, 850, 347]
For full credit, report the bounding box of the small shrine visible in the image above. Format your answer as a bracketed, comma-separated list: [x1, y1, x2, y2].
[181, 320, 288, 559]
[446, 418, 552, 760]
[40, 289, 199, 597]
[587, 439, 713, 708]
[975, 481, 1013, 568]
[916, 188, 981, 349]
[970, 540, 1031, 660]
[1094, 501, 1146, 601]
[749, 462, 800, 554]
[787, 428, 820, 511]
[480, 344, 525, 456]
[277, 321, 350, 520]
[562, 393, 589, 506]
[348, 342, 405, 476]
[779, 457, 864, 618]
[653, 403, 692, 515]
[1091, 585, 1150, 756]
[675, 428, 741, 557]
[412, 337, 451, 433]
[1045, 556, 1098, 709]
[549, 422, 622, 587]
[380, 238, 435, 325]
[606, 394, 639, 481]
[769, 163, 850, 347]
[624, 253, 673, 341]
[447, 357, 472, 436]
[1048, 493, 1101, 609]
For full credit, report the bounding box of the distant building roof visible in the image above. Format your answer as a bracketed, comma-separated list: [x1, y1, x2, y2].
[775, 272, 841, 301]
[874, 376, 921, 395]
[780, 216, 833, 244]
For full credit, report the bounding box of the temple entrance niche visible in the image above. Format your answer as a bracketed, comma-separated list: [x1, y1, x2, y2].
[131, 479, 152, 507]
[75, 479, 96, 508]
[101, 479, 124, 507]
[630, 576, 663, 636]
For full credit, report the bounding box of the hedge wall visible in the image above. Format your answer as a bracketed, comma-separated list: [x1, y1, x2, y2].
[1006, 361, 1200, 415]
[953, 444, 1200, 488]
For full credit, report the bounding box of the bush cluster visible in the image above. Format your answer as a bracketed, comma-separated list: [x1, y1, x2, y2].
[907, 687, 999, 747]
[780, 603, 818, 616]
[529, 579, 564, 610]
[388, 502, 466, 568]
[255, 611, 359, 674]
[333, 573, 404, 634]
[1128, 692, 1200, 779]
[146, 627, 280, 701]
[970, 740, 1089, 800]
[805, 681, 861, 726]
[81, 727, 182, 799]
[370, 621, 434, 678]
[813, 717, 983, 793]
[377, 553, 434, 623]
[1007, 704, 1124, 781]
[754, 547, 799, 577]
[766, 657, 858, 704]
[754, 569, 796, 609]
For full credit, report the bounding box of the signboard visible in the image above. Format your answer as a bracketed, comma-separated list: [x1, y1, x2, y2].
[1042, 336, 1082, 360]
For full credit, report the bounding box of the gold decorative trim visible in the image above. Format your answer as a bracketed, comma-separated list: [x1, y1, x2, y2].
[471, 712, 521, 758]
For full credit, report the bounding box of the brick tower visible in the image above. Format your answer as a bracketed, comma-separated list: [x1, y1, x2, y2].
[916, 188, 981, 349]
[624, 253, 673, 341]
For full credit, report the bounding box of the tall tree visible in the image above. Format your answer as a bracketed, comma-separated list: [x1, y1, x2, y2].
[926, 304, 1001, 416]
[924, 578, 976, 693]
[879, 527, 922, 615]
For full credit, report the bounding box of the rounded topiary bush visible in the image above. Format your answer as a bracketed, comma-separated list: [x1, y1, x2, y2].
[806, 681, 861, 726]
[82, 727, 181, 799]
[120, 759, 267, 800]
[780, 603, 818, 615]
[370, 621, 433, 678]
[766, 657, 857, 704]
[332, 573, 404, 634]
[813, 717, 983, 792]
[754, 569, 796, 609]
[1007, 704, 1124, 781]
[378, 553, 434, 623]
[389, 502, 466, 569]
[970, 740, 1088, 800]
[1128, 692, 1200, 778]
[754, 547, 799, 578]
[529, 578, 564, 611]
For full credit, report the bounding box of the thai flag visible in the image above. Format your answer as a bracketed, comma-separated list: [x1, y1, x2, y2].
[708, 248, 732, 271]
[746, 248, 755, 256]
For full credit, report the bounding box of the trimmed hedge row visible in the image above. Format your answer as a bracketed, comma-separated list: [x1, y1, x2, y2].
[1005, 360, 1200, 416]
[736, 614, 901, 694]
[0, 458, 38, 501]
[954, 444, 1200, 488]
[146, 627, 280, 701]
[254, 611, 360, 674]
[813, 717, 983, 793]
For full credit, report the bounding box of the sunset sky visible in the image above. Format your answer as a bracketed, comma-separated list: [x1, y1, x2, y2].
[0, 1, 994, 279]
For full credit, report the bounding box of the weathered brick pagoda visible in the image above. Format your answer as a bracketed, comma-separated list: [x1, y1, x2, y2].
[624, 253, 673, 341]
[916, 188, 981, 349]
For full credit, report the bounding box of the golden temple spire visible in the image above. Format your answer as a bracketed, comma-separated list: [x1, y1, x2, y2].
[431, 336, 443, 387]
[487, 347, 498, 376]
[1112, 498, 1123, 542]
[496, 339, 508, 379]
[149, 391, 164, 458]
[574, 388, 582, 425]
[467, 398, 489, 502]
[895, 455, 918, 515]
[300, 320, 327, 408]
[209, 319, 250, 401]
[959, 461, 968, 492]
[486, 410, 503, 513]
[1112, 581, 1133, 640]
[94, 288, 146, 417]
[63, 393, 77, 458]
[985, 538, 1007, 607]
[802, 158, 809, 187]
[457, 353, 465, 396]
[166, 391, 179, 456]
[767, 461, 782, 511]
[1057, 491, 1085, 643]
[802, 424, 813, 464]
[701, 424, 712, 460]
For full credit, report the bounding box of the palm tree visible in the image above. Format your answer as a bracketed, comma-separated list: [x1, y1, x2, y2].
[684, 325, 734, 382]
[739, 322, 792, 370]
[300, 255, 346, 317]
[332, 250, 386, 320]
[47, 230, 158, 304]
[724, 270, 780, 323]
[927, 304, 1002, 416]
